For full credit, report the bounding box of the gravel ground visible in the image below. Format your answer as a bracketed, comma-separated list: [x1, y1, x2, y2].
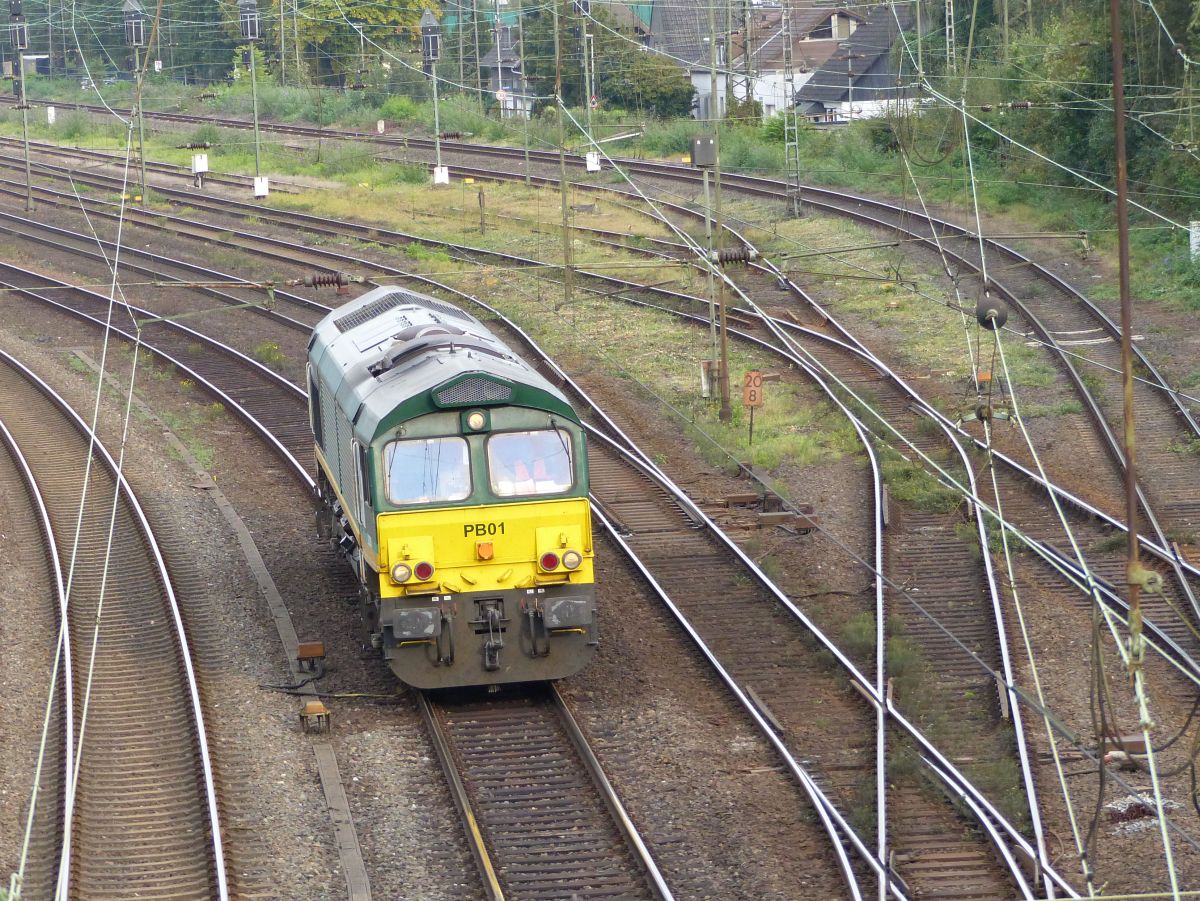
[0, 422, 59, 896]
[5, 142, 1200, 896]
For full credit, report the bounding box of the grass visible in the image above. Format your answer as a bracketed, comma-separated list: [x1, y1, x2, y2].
[1092, 531, 1129, 554]
[17, 72, 1198, 333]
[878, 446, 962, 514]
[252, 340, 286, 370]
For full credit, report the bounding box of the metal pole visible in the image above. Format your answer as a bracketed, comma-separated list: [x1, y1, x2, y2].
[583, 29, 593, 132]
[1110, 0, 1141, 633]
[848, 54, 852, 122]
[704, 168, 717, 369]
[494, 6, 503, 118]
[135, 45, 148, 206]
[249, 45, 262, 179]
[516, 0, 530, 183]
[279, 0, 286, 84]
[46, 0, 52, 75]
[472, 0, 483, 110]
[1001, 0, 1009, 61]
[708, 0, 730, 420]
[291, 0, 300, 80]
[432, 64, 442, 168]
[18, 56, 32, 212]
[553, 0, 572, 310]
[458, 0, 465, 85]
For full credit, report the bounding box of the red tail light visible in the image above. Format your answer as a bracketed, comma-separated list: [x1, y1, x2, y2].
[540, 552, 560, 571]
[414, 561, 435, 581]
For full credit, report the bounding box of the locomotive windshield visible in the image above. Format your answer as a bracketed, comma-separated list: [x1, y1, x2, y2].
[487, 429, 574, 497]
[385, 436, 472, 505]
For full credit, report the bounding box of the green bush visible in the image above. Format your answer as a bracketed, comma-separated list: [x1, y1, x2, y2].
[379, 95, 421, 123]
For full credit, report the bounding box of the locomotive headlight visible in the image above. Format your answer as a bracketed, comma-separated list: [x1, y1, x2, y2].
[562, 550, 583, 571]
[390, 562, 412, 583]
[466, 410, 486, 431]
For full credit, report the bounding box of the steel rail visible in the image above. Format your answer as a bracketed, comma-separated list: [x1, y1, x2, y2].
[588, 498, 881, 901]
[18, 91, 1198, 437]
[414, 692, 505, 901]
[7, 202, 1051, 897]
[615, 286, 1200, 691]
[549, 685, 676, 901]
[0, 148, 1166, 897]
[0, 415, 73, 901]
[16, 145, 1198, 697]
[0, 153, 706, 316]
[0, 263, 312, 488]
[2, 244, 678, 897]
[0, 348, 229, 899]
[449, 290, 1054, 897]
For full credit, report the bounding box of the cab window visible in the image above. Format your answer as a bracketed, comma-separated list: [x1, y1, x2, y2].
[384, 436, 471, 505]
[487, 429, 574, 497]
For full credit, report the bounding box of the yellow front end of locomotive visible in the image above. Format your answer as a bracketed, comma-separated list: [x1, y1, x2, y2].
[376, 497, 595, 596]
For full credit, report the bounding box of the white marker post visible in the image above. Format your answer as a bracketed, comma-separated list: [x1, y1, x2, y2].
[254, 176, 269, 198]
[433, 166, 450, 185]
[1191, 221, 1200, 262]
[46, 106, 55, 125]
[192, 153, 209, 189]
[585, 151, 601, 172]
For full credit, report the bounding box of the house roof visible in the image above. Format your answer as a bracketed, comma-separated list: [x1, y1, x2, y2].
[732, 10, 847, 74]
[479, 27, 521, 70]
[594, 0, 652, 33]
[648, 0, 735, 69]
[795, 5, 913, 105]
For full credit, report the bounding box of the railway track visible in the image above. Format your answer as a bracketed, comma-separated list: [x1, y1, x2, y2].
[7, 130, 1199, 728]
[2, 142, 1190, 897]
[31, 98, 1189, 565]
[0, 408, 69, 901]
[0, 211, 1108, 897]
[0, 258, 681, 897]
[0, 349, 226, 899]
[0, 230, 884, 895]
[419, 687, 670, 900]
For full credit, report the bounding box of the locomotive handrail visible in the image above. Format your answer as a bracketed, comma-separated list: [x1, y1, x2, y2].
[0, 349, 229, 900]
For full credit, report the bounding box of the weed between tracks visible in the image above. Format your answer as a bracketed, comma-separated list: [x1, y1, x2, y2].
[66, 348, 225, 470]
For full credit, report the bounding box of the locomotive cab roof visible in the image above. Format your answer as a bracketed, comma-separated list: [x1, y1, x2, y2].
[309, 287, 579, 440]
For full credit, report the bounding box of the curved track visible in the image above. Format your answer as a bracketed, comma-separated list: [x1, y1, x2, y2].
[0, 349, 226, 899]
[2, 125, 1190, 887]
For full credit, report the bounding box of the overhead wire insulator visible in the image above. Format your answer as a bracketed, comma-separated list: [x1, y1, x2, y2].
[975, 293, 1008, 330]
[1008, 100, 1032, 109]
[711, 246, 757, 266]
[176, 141, 212, 150]
[286, 272, 364, 294]
[439, 131, 464, 140]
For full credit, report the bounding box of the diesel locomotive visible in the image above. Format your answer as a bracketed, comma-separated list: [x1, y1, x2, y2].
[307, 286, 598, 689]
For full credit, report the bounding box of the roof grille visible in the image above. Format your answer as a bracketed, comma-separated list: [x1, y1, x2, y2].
[435, 377, 513, 406]
[409, 295, 475, 322]
[334, 292, 410, 333]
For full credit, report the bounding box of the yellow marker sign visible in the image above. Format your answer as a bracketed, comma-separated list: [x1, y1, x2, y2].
[464, 177, 476, 184]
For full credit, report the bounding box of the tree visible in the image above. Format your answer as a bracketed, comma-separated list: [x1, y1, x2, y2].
[602, 47, 694, 118]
